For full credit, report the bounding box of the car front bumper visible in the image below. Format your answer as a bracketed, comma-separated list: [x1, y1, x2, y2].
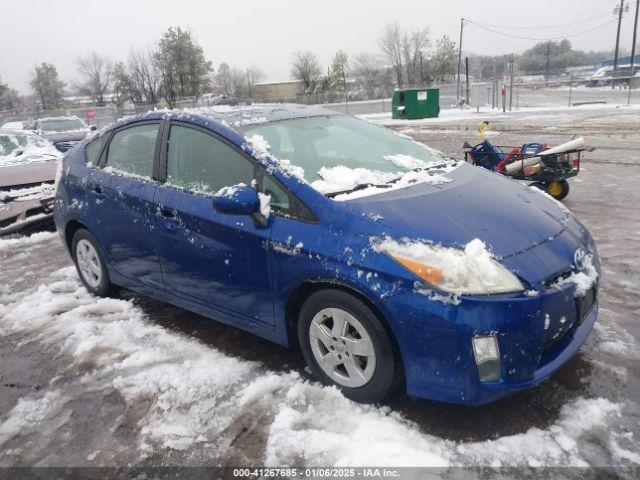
[0, 195, 55, 235]
[380, 280, 598, 406]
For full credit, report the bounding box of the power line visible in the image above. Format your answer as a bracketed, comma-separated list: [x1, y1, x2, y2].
[466, 18, 621, 42]
[470, 12, 614, 31]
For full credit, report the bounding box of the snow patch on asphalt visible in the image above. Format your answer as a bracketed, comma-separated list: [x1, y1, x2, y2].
[0, 231, 58, 253]
[1, 266, 638, 466]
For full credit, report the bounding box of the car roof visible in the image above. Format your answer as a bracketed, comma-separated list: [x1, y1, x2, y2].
[186, 104, 339, 127]
[116, 104, 338, 130]
[36, 115, 82, 122]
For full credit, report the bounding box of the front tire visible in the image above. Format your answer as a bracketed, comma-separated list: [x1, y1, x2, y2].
[297, 289, 398, 403]
[71, 228, 114, 297]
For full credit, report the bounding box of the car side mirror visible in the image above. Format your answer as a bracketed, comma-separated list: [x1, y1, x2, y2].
[212, 185, 260, 216]
[89, 125, 97, 131]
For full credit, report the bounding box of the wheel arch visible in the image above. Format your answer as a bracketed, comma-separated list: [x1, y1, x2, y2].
[64, 219, 91, 253]
[284, 278, 406, 378]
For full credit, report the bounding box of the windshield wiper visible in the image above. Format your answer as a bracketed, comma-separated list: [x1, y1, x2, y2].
[326, 182, 393, 198]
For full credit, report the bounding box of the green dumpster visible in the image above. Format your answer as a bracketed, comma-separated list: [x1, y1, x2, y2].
[391, 88, 440, 119]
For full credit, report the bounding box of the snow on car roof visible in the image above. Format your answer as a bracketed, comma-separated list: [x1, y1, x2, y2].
[36, 115, 83, 122]
[180, 104, 339, 127]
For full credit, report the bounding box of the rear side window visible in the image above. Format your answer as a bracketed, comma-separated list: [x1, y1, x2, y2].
[167, 125, 254, 194]
[105, 123, 159, 178]
[86, 136, 106, 165]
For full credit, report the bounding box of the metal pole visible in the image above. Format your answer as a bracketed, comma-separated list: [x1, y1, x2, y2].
[465, 56, 470, 104]
[628, 0, 639, 104]
[569, 73, 573, 107]
[456, 18, 465, 104]
[509, 54, 514, 111]
[545, 41, 551, 87]
[614, 0, 626, 88]
[614, 0, 626, 71]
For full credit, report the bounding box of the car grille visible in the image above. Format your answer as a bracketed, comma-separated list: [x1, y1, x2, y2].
[55, 140, 79, 152]
[542, 286, 597, 353]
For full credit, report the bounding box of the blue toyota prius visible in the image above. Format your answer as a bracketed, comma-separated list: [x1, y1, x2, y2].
[54, 105, 599, 405]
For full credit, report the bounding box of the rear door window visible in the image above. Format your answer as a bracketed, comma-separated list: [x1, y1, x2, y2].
[105, 123, 159, 178]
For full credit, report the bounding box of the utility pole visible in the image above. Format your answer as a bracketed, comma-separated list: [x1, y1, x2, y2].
[465, 56, 470, 104]
[614, 0, 627, 71]
[629, 0, 639, 104]
[456, 18, 465, 104]
[569, 73, 574, 107]
[545, 41, 551, 87]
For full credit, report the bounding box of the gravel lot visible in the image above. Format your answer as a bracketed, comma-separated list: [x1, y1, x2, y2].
[0, 96, 639, 470]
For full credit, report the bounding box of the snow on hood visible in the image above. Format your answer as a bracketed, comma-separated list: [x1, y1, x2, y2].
[0, 133, 61, 168]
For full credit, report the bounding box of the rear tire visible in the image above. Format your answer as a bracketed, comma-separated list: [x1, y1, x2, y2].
[297, 289, 398, 403]
[71, 228, 115, 297]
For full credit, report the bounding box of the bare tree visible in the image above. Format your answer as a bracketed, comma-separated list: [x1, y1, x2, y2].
[402, 28, 430, 86]
[76, 52, 114, 105]
[128, 48, 162, 104]
[245, 66, 265, 97]
[215, 62, 235, 96]
[290, 50, 321, 92]
[380, 23, 431, 88]
[379, 23, 404, 87]
[350, 53, 382, 99]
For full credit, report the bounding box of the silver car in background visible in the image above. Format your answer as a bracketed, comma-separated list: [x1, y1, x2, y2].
[0, 129, 62, 235]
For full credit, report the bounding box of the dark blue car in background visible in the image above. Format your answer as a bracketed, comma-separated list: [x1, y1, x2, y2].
[54, 105, 600, 405]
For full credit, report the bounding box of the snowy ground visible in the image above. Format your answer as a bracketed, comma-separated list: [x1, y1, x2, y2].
[1, 99, 640, 472]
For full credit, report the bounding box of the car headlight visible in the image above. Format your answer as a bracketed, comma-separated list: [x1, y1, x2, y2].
[378, 238, 524, 295]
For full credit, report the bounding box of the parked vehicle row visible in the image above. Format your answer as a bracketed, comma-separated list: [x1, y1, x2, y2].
[0, 116, 96, 235]
[53, 105, 600, 405]
[0, 129, 61, 235]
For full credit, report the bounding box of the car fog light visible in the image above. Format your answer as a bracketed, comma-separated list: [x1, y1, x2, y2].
[472, 335, 501, 382]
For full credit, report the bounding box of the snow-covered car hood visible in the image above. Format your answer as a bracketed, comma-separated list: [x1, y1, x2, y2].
[344, 162, 570, 258]
[0, 132, 61, 175]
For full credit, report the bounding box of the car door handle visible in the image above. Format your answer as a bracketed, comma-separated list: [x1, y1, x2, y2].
[90, 184, 105, 199]
[159, 208, 180, 232]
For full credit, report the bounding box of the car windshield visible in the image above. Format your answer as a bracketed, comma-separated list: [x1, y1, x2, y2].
[0, 134, 30, 155]
[39, 118, 85, 132]
[0, 133, 56, 166]
[241, 115, 446, 185]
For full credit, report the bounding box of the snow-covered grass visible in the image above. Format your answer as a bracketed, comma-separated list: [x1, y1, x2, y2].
[359, 103, 640, 127]
[0, 265, 636, 467]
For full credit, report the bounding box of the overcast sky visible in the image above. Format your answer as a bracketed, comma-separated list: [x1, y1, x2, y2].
[1, 0, 636, 93]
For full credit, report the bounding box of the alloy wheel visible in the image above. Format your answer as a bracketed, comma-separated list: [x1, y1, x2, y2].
[308, 307, 376, 388]
[76, 239, 102, 289]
